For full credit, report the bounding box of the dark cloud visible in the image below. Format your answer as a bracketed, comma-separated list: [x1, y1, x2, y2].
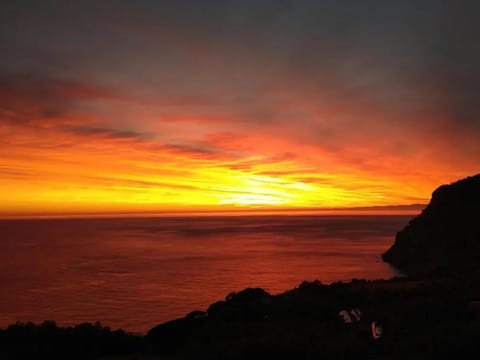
[0, 0, 479, 183]
[2, 1, 478, 126]
[0, 73, 127, 127]
[62, 125, 146, 141]
[0, 74, 120, 101]
[162, 144, 218, 158]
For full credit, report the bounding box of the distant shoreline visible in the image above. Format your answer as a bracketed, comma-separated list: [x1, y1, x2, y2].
[0, 205, 424, 220]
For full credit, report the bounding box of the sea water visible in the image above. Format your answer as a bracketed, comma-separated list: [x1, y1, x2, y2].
[0, 215, 409, 333]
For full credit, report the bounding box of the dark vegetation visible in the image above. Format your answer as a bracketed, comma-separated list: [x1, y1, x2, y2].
[0, 321, 142, 359]
[144, 278, 480, 359]
[3, 277, 480, 359]
[3, 174, 480, 359]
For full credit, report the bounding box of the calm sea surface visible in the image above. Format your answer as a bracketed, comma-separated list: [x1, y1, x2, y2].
[0, 215, 410, 333]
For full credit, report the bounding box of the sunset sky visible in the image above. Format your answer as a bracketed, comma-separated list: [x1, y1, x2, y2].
[1, 1, 479, 216]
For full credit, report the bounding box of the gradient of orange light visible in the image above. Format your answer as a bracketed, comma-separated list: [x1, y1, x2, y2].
[0, 141, 400, 214]
[1, 107, 478, 217]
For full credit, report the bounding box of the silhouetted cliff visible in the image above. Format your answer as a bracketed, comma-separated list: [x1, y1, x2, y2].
[382, 174, 480, 275]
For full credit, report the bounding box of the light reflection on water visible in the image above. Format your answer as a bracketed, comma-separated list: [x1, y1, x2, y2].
[0, 215, 409, 333]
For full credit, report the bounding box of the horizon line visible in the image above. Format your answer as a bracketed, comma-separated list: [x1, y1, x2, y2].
[0, 204, 426, 220]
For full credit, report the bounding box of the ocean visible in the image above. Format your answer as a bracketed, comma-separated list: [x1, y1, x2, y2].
[0, 215, 410, 333]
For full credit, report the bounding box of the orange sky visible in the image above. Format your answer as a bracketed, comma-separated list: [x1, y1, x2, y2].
[1, 96, 476, 216]
[1, 2, 479, 216]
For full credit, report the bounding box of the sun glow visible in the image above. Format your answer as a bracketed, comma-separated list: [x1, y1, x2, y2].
[0, 106, 469, 217]
[214, 174, 296, 206]
[1, 1, 480, 218]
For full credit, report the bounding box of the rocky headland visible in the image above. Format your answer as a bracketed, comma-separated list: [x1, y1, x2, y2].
[382, 173, 480, 276]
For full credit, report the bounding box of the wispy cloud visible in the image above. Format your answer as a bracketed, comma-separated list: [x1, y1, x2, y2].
[1, 1, 479, 214]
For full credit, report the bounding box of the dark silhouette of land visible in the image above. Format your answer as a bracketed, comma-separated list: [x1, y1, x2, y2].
[0, 321, 142, 359]
[3, 174, 480, 359]
[3, 277, 480, 359]
[383, 173, 480, 275]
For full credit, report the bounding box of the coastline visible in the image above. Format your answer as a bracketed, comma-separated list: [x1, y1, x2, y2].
[2, 273, 479, 359]
[3, 174, 479, 358]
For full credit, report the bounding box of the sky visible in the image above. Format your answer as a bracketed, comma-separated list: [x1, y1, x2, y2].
[1, 0, 479, 216]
